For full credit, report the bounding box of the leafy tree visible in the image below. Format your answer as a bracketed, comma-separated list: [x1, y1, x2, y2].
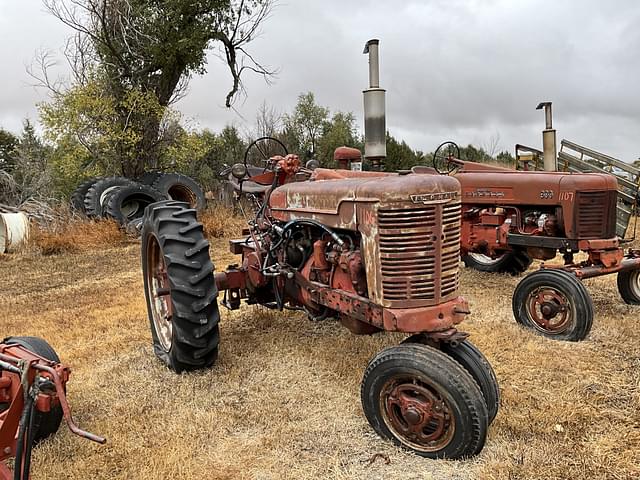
[40, 0, 276, 177]
[283, 92, 329, 160]
[458, 144, 492, 164]
[496, 150, 516, 167]
[317, 112, 360, 166]
[383, 132, 421, 172]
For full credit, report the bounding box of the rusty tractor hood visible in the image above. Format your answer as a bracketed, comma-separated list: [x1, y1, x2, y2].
[269, 173, 461, 228]
[455, 170, 618, 205]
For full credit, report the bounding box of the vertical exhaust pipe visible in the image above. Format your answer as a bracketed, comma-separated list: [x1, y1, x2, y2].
[363, 39, 386, 170]
[536, 101, 557, 171]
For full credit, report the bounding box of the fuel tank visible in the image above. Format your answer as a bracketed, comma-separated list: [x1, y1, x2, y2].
[269, 169, 461, 229]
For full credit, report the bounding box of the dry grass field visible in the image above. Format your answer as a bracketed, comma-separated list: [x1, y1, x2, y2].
[1, 212, 639, 479]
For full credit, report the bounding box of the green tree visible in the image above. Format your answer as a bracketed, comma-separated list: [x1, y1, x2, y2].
[496, 150, 516, 167]
[317, 112, 360, 166]
[41, 0, 275, 177]
[10, 121, 55, 201]
[283, 92, 329, 159]
[0, 128, 18, 171]
[384, 132, 421, 172]
[459, 144, 492, 163]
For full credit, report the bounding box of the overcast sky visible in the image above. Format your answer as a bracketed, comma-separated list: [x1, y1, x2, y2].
[1, 0, 639, 161]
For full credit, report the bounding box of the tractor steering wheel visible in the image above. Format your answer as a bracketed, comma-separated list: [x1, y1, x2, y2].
[433, 141, 460, 174]
[243, 136, 288, 173]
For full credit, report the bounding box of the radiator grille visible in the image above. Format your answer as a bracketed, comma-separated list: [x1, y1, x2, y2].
[378, 201, 461, 304]
[576, 191, 616, 238]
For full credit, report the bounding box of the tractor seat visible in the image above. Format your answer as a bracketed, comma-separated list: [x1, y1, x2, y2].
[227, 165, 271, 194]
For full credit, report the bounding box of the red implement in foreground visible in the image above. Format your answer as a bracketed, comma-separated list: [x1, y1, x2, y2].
[0, 337, 105, 480]
[141, 137, 500, 459]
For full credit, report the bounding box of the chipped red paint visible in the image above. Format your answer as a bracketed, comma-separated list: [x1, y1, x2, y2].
[0, 342, 105, 478]
[216, 159, 470, 336]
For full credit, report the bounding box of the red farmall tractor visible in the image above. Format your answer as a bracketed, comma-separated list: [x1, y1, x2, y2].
[141, 138, 499, 459]
[428, 131, 640, 342]
[0, 337, 105, 479]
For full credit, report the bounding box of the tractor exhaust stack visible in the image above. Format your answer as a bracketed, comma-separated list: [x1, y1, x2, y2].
[363, 39, 386, 170]
[536, 101, 557, 171]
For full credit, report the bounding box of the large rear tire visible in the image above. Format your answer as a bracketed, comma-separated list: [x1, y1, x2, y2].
[152, 174, 206, 210]
[141, 200, 220, 372]
[462, 249, 532, 275]
[361, 343, 488, 459]
[70, 177, 99, 215]
[105, 184, 166, 226]
[84, 176, 135, 218]
[3, 336, 63, 442]
[512, 269, 593, 341]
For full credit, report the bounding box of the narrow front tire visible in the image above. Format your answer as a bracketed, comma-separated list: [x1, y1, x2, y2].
[512, 269, 593, 341]
[361, 343, 488, 459]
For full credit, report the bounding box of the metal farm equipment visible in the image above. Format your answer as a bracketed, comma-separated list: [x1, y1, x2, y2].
[0, 337, 105, 479]
[140, 136, 499, 459]
[429, 103, 640, 341]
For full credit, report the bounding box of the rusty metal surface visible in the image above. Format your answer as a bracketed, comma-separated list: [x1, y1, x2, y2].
[0, 343, 105, 479]
[381, 375, 455, 452]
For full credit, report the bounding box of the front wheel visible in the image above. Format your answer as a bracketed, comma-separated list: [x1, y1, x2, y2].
[361, 343, 488, 459]
[402, 336, 500, 426]
[512, 269, 593, 341]
[616, 269, 640, 305]
[462, 249, 532, 275]
[141, 201, 220, 373]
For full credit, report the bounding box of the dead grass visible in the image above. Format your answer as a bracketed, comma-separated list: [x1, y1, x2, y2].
[200, 204, 246, 238]
[0, 239, 639, 479]
[31, 219, 128, 255]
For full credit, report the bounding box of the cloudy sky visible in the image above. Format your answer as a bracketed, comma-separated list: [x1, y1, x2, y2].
[1, 0, 639, 161]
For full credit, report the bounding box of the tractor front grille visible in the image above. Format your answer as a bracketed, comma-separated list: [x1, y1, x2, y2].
[575, 191, 617, 238]
[378, 200, 461, 306]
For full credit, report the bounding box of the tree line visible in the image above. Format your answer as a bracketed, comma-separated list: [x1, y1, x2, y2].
[1, 0, 515, 206]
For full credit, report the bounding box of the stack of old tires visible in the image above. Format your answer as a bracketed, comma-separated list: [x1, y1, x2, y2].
[70, 173, 205, 232]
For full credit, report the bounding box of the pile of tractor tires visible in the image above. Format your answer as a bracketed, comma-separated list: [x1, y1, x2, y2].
[70, 173, 205, 231]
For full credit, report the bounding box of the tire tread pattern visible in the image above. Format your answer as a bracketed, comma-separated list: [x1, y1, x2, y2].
[142, 200, 220, 372]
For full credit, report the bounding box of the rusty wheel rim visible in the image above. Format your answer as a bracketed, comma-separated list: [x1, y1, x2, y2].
[526, 286, 573, 334]
[168, 185, 197, 208]
[145, 235, 173, 352]
[380, 376, 455, 452]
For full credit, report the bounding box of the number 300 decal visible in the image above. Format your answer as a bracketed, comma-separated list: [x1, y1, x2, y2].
[539, 190, 554, 199]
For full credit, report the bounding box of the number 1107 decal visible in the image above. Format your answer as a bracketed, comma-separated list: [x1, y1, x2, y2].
[559, 191, 574, 201]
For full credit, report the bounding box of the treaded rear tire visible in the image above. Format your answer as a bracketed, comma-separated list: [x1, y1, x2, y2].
[105, 184, 166, 226]
[138, 172, 164, 186]
[3, 336, 63, 442]
[141, 200, 220, 372]
[463, 249, 532, 275]
[84, 176, 135, 218]
[152, 173, 206, 210]
[361, 343, 488, 459]
[70, 177, 100, 215]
